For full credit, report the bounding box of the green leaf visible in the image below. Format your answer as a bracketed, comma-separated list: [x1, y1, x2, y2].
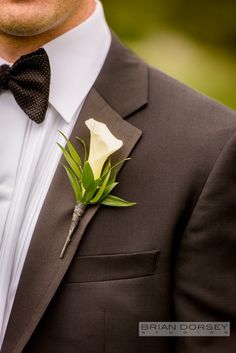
[63, 165, 82, 203]
[101, 195, 136, 207]
[100, 182, 119, 201]
[57, 143, 82, 179]
[101, 159, 111, 177]
[67, 142, 81, 166]
[102, 158, 130, 180]
[58, 130, 68, 142]
[110, 158, 130, 172]
[76, 137, 87, 164]
[83, 179, 100, 204]
[107, 168, 117, 186]
[98, 159, 111, 187]
[82, 161, 94, 189]
[90, 168, 111, 203]
[59, 131, 81, 166]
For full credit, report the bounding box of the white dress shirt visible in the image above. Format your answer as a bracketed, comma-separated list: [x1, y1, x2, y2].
[0, 1, 111, 348]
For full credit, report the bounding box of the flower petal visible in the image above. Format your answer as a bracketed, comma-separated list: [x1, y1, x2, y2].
[85, 118, 123, 179]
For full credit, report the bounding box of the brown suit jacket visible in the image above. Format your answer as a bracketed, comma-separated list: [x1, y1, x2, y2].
[2, 35, 236, 353]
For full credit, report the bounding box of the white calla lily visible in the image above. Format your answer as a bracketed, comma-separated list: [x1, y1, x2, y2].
[85, 118, 123, 179]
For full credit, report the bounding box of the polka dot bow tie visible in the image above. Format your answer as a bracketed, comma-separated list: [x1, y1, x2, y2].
[0, 48, 50, 124]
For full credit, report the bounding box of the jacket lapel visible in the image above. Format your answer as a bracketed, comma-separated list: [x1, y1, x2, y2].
[1, 35, 148, 353]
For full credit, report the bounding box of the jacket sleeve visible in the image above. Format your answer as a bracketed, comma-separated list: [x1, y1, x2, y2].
[174, 130, 236, 353]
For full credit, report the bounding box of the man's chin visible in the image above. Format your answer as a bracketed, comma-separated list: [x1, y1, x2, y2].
[0, 13, 55, 37]
[0, 1, 53, 36]
[0, 20, 49, 37]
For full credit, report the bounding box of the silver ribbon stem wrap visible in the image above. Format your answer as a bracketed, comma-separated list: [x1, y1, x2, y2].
[60, 202, 86, 259]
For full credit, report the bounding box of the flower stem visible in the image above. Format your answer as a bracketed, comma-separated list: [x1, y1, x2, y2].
[60, 202, 86, 259]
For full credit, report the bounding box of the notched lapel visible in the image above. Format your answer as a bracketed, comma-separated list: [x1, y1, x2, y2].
[1, 88, 142, 353]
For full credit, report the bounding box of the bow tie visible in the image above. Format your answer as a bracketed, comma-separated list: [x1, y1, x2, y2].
[0, 48, 50, 124]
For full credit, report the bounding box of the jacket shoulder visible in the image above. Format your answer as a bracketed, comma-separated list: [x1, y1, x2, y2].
[147, 65, 236, 131]
[142, 65, 236, 161]
[131, 65, 236, 198]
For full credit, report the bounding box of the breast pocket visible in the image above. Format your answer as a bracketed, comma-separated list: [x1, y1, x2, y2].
[64, 249, 160, 283]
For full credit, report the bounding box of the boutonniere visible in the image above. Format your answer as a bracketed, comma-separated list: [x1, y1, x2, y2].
[57, 118, 136, 259]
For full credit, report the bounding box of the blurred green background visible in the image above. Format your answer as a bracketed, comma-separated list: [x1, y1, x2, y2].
[102, 0, 236, 109]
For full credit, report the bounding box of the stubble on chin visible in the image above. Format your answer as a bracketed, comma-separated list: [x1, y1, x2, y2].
[0, 1, 73, 37]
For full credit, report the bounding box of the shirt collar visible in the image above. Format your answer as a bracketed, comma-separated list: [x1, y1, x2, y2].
[44, 0, 111, 123]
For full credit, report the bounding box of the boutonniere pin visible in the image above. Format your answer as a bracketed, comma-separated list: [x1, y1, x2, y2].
[57, 118, 136, 259]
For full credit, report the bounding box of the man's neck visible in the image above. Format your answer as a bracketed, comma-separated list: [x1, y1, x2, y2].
[0, 0, 96, 63]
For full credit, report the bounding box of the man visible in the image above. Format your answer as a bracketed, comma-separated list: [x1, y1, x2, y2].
[0, 0, 235, 352]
